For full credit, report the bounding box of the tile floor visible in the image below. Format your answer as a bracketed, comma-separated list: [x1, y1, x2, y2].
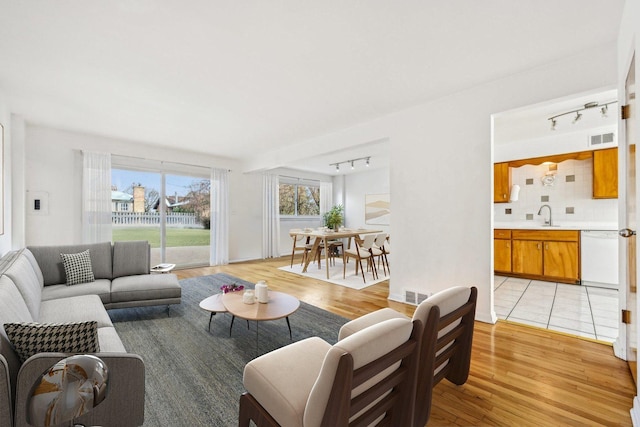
[494, 276, 619, 343]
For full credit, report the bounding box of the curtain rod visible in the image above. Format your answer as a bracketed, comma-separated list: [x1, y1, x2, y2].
[108, 153, 231, 172]
[279, 174, 320, 182]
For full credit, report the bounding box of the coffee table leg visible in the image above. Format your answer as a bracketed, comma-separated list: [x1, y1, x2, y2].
[208, 313, 214, 332]
[229, 315, 235, 337]
[286, 316, 292, 340]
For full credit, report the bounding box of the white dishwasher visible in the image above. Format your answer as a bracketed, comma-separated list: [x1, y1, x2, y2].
[580, 230, 619, 289]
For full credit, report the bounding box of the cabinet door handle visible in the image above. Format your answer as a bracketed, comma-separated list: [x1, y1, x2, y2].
[506, 243, 510, 248]
[545, 244, 549, 250]
[537, 243, 541, 250]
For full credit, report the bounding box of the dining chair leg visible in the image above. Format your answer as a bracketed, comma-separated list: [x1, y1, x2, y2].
[357, 258, 366, 283]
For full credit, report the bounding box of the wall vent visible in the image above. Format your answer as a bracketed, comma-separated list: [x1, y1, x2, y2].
[404, 289, 431, 305]
[589, 132, 615, 147]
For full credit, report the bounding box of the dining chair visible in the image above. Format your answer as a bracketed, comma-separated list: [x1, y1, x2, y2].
[371, 233, 390, 276]
[343, 234, 377, 282]
[239, 317, 422, 427]
[289, 230, 312, 268]
[338, 286, 477, 427]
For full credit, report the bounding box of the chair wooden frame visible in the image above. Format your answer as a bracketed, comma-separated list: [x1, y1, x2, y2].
[343, 234, 377, 282]
[413, 287, 477, 427]
[239, 319, 423, 427]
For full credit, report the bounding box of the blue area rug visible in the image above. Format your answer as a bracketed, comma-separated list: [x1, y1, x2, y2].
[109, 273, 348, 426]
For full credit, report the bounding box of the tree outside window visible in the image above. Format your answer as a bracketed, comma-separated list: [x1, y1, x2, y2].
[279, 181, 320, 216]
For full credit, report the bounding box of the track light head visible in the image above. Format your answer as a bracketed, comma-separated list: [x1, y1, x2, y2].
[550, 118, 557, 131]
[336, 164, 339, 172]
[601, 105, 608, 118]
[572, 112, 582, 124]
[351, 161, 354, 170]
[366, 157, 370, 166]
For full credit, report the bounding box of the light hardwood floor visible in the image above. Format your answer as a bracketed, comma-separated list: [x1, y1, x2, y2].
[176, 256, 636, 426]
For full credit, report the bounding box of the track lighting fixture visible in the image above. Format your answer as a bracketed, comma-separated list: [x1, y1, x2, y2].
[547, 100, 617, 130]
[572, 111, 582, 124]
[329, 156, 371, 173]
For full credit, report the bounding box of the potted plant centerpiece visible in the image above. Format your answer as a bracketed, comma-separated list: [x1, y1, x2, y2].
[323, 205, 344, 231]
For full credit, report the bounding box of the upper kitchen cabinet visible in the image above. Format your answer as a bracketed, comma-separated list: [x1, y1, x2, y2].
[493, 162, 511, 203]
[593, 147, 618, 199]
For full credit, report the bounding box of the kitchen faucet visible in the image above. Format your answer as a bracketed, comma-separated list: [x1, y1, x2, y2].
[537, 204, 553, 226]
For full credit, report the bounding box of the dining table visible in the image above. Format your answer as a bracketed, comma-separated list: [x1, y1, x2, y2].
[289, 228, 382, 279]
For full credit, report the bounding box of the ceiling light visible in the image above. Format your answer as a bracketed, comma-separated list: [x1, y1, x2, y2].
[572, 112, 582, 124]
[329, 156, 371, 172]
[547, 100, 617, 129]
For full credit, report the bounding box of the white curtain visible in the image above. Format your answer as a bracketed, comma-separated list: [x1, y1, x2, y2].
[262, 174, 280, 258]
[210, 168, 229, 266]
[82, 151, 112, 243]
[320, 181, 334, 225]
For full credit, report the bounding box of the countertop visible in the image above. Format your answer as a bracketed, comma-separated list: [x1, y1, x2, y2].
[494, 221, 618, 231]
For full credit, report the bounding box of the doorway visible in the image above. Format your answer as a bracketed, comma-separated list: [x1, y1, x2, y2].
[492, 89, 620, 342]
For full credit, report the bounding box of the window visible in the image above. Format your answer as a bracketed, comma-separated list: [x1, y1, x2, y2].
[111, 156, 211, 268]
[279, 178, 320, 216]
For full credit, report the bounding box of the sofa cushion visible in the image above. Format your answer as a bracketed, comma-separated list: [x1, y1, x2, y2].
[41, 279, 112, 305]
[21, 249, 44, 287]
[28, 242, 113, 286]
[110, 274, 181, 303]
[0, 275, 34, 387]
[97, 327, 127, 353]
[39, 295, 114, 328]
[3, 321, 100, 363]
[3, 252, 43, 320]
[61, 249, 96, 285]
[112, 241, 150, 278]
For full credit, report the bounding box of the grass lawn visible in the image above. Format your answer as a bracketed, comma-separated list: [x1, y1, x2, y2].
[113, 227, 210, 248]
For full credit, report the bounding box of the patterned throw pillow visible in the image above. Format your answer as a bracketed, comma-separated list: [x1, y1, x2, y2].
[3, 321, 100, 363]
[60, 250, 95, 285]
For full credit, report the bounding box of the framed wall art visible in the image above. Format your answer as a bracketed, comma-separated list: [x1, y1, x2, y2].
[365, 193, 390, 226]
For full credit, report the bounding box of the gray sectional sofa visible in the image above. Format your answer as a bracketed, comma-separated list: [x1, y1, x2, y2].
[0, 241, 182, 427]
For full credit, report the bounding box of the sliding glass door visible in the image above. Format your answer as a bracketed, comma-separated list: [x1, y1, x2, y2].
[111, 159, 210, 268]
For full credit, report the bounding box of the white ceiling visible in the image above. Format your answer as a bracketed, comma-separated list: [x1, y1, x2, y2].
[0, 1, 625, 174]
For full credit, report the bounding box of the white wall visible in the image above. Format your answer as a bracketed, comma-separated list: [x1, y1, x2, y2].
[344, 166, 390, 232]
[246, 43, 618, 323]
[0, 94, 11, 255]
[20, 125, 262, 262]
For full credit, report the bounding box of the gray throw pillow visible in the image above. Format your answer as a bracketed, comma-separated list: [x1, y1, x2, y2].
[60, 250, 95, 285]
[3, 321, 100, 363]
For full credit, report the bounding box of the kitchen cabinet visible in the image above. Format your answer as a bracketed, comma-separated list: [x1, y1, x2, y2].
[497, 229, 580, 284]
[494, 229, 512, 273]
[593, 147, 618, 199]
[493, 163, 511, 203]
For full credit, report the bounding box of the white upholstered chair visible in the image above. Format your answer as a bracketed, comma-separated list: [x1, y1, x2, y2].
[343, 234, 377, 282]
[239, 317, 422, 427]
[338, 286, 477, 427]
[371, 233, 390, 276]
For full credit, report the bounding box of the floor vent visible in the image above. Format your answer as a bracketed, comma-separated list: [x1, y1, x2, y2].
[589, 132, 615, 147]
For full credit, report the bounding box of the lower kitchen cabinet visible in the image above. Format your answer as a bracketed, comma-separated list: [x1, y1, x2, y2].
[495, 229, 580, 284]
[494, 239, 512, 272]
[512, 240, 543, 276]
[543, 240, 579, 281]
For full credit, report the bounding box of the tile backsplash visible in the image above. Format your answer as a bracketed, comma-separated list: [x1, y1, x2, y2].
[494, 158, 618, 224]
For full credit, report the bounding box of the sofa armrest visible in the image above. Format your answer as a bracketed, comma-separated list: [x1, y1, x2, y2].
[14, 352, 145, 427]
